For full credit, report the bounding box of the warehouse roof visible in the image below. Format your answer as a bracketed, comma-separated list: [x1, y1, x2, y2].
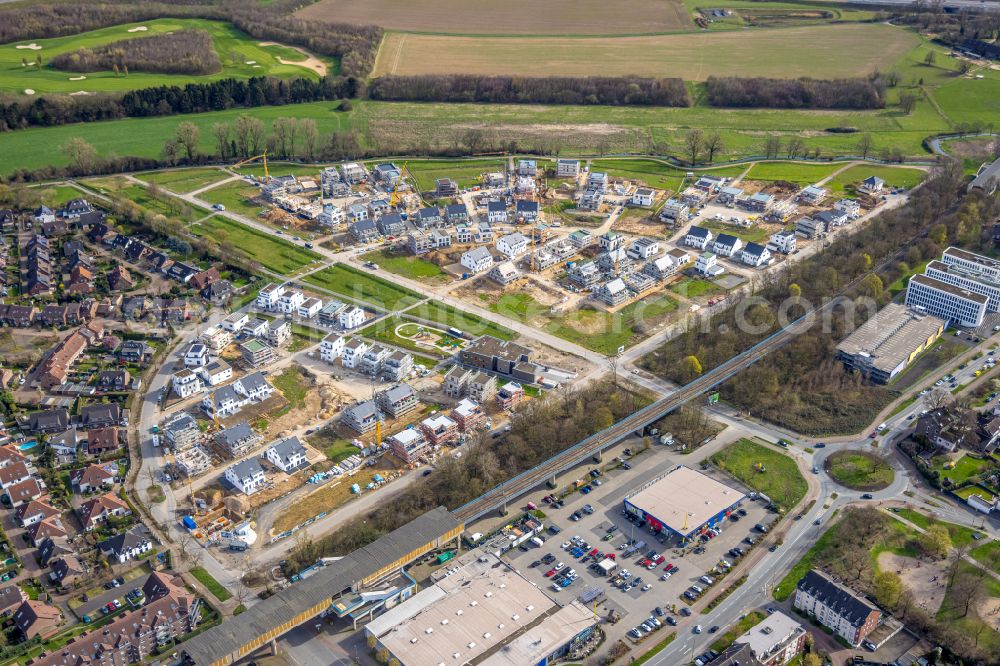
[180, 507, 460, 665]
[625, 465, 745, 536]
[835, 303, 945, 375]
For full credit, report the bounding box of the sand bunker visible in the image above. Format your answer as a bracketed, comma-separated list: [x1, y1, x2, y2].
[16, 43, 42, 50]
[127, 26, 148, 33]
[258, 41, 328, 76]
[245, 60, 256, 65]
[69, 76, 86, 81]
[23, 89, 34, 95]
[69, 91, 92, 96]
[877, 552, 949, 614]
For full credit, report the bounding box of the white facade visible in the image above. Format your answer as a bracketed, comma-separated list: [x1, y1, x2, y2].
[740, 243, 772, 268]
[712, 235, 743, 258]
[340, 306, 366, 330]
[199, 326, 232, 352]
[684, 228, 713, 250]
[631, 188, 655, 207]
[183, 343, 209, 368]
[557, 159, 580, 177]
[267, 320, 292, 346]
[905, 274, 988, 328]
[277, 289, 305, 314]
[256, 283, 285, 310]
[224, 459, 266, 496]
[769, 231, 797, 254]
[297, 297, 323, 319]
[222, 312, 249, 333]
[461, 247, 494, 274]
[696, 252, 724, 277]
[172, 370, 204, 399]
[320, 333, 347, 363]
[341, 339, 369, 369]
[265, 437, 308, 473]
[197, 361, 233, 387]
[834, 199, 861, 218]
[496, 233, 529, 258]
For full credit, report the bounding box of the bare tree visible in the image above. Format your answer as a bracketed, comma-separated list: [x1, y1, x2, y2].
[175, 122, 200, 161]
[857, 133, 875, 159]
[704, 132, 725, 163]
[212, 122, 231, 159]
[925, 388, 953, 411]
[685, 129, 705, 166]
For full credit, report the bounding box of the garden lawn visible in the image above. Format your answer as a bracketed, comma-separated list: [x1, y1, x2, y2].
[702, 219, 771, 243]
[189, 566, 231, 601]
[710, 438, 807, 513]
[304, 264, 422, 310]
[970, 540, 1000, 574]
[670, 278, 722, 300]
[825, 450, 894, 490]
[404, 300, 515, 340]
[360, 249, 448, 283]
[826, 164, 926, 194]
[189, 216, 320, 274]
[271, 366, 310, 410]
[931, 454, 995, 486]
[36, 184, 85, 207]
[135, 167, 231, 193]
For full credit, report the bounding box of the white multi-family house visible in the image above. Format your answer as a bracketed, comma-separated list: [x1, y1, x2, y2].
[244, 318, 269, 338]
[631, 188, 655, 207]
[461, 247, 494, 274]
[256, 283, 284, 310]
[859, 176, 884, 194]
[684, 226, 713, 250]
[183, 343, 209, 368]
[341, 338, 369, 369]
[197, 359, 233, 387]
[199, 326, 232, 353]
[740, 242, 772, 268]
[265, 436, 308, 473]
[496, 233, 529, 258]
[834, 199, 862, 218]
[172, 369, 204, 399]
[277, 289, 305, 314]
[696, 251, 724, 277]
[712, 233, 743, 258]
[628, 237, 659, 260]
[659, 199, 690, 223]
[339, 306, 366, 330]
[769, 231, 797, 254]
[799, 185, 827, 205]
[297, 297, 323, 319]
[320, 333, 346, 363]
[557, 159, 580, 177]
[487, 200, 508, 224]
[318, 203, 345, 227]
[222, 312, 249, 333]
[225, 458, 266, 495]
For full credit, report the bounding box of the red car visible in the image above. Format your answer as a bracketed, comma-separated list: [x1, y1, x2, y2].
[545, 568, 557, 577]
[606, 553, 616, 560]
[589, 548, 599, 557]
[653, 555, 665, 564]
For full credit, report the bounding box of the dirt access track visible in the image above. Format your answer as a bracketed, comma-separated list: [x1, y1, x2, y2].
[296, 0, 692, 34]
[877, 552, 949, 614]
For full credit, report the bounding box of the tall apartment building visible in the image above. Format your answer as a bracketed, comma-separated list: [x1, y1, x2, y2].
[794, 570, 880, 647]
[923, 247, 1000, 311]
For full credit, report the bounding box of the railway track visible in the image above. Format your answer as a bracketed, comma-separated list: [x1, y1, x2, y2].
[455, 309, 817, 522]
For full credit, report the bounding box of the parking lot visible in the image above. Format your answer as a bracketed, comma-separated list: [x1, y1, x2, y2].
[501, 446, 779, 646]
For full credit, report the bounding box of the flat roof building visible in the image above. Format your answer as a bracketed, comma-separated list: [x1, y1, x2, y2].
[624, 465, 745, 540]
[835, 303, 945, 384]
[905, 273, 988, 328]
[365, 549, 596, 666]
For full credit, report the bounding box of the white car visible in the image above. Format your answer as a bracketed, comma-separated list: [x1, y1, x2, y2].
[560, 542, 571, 549]
[660, 572, 672, 581]
[555, 562, 564, 571]
[694, 625, 703, 634]
[642, 584, 652, 592]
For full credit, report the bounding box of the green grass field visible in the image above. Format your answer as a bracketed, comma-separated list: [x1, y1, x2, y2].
[359, 249, 448, 283]
[195, 180, 268, 219]
[895, 508, 980, 547]
[404, 300, 516, 340]
[702, 219, 771, 243]
[189, 216, 320, 274]
[83, 177, 211, 222]
[406, 158, 506, 192]
[710, 438, 807, 513]
[304, 264, 422, 310]
[970, 540, 1000, 574]
[135, 167, 231, 194]
[0, 19, 333, 95]
[825, 450, 894, 490]
[357, 314, 450, 357]
[744, 161, 839, 185]
[669, 278, 721, 300]
[827, 164, 926, 194]
[937, 561, 1000, 656]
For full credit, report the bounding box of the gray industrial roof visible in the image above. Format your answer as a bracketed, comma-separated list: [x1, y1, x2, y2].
[180, 507, 460, 665]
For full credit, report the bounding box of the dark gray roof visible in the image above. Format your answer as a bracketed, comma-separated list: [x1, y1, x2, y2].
[743, 242, 767, 257]
[487, 200, 506, 212]
[345, 400, 379, 421]
[215, 422, 256, 447]
[238, 372, 270, 394]
[516, 200, 539, 212]
[180, 507, 460, 665]
[228, 458, 264, 481]
[446, 204, 467, 216]
[796, 570, 878, 627]
[418, 206, 441, 219]
[715, 233, 740, 247]
[687, 226, 710, 239]
[98, 527, 150, 557]
[268, 436, 306, 464]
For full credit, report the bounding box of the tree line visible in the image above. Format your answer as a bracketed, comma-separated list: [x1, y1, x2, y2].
[0, 75, 360, 131]
[706, 75, 886, 109]
[369, 74, 692, 107]
[51, 29, 220, 76]
[284, 379, 651, 571]
[0, 0, 383, 78]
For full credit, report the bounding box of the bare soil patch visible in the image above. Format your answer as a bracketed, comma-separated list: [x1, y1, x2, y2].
[877, 552, 949, 614]
[298, 0, 692, 35]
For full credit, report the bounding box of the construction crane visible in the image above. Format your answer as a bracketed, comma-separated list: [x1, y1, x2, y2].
[232, 151, 270, 183]
[389, 162, 408, 209]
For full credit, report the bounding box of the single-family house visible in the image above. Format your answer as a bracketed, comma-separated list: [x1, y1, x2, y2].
[225, 458, 266, 495]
